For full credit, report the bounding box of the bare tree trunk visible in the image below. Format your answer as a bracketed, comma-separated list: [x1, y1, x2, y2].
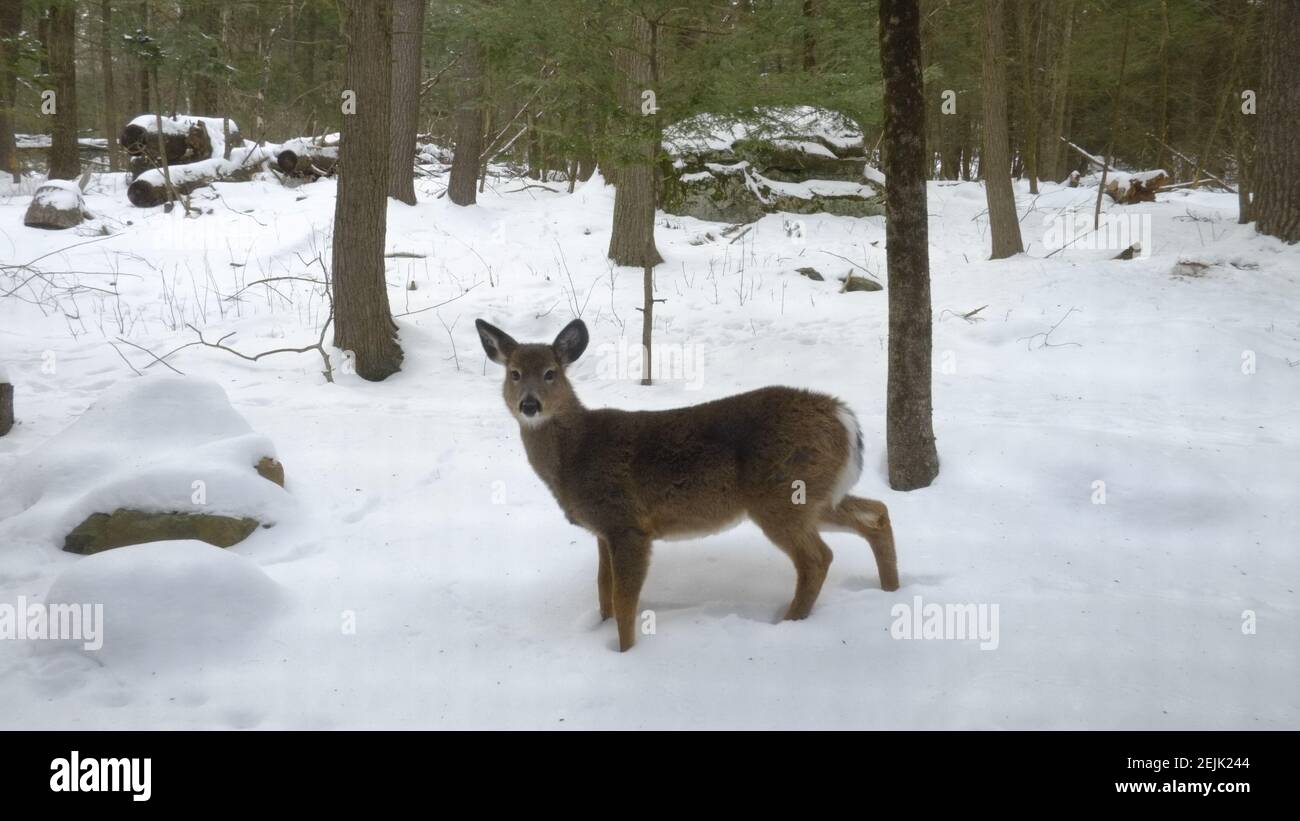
[981, 0, 1022, 258]
[448, 39, 483, 206]
[47, 0, 80, 180]
[332, 0, 403, 381]
[139, 1, 151, 114]
[0, 0, 22, 181]
[802, 0, 816, 71]
[1016, 0, 1039, 194]
[879, 0, 939, 492]
[1255, 0, 1300, 242]
[191, 2, 220, 115]
[1093, 13, 1130, 231]
[1154, 0, 1170, 170]
[99, 0, 120, 172]
[1045, 0, 1075, 180]
[607, 14, 662, 269]
[388, 0, 425, 205]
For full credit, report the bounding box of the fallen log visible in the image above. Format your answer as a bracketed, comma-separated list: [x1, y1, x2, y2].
[275, 137, 339, 179]
[126, 145, 273, 207]
[119, 115, 243, 174]
[1104, 169, 1168, 204]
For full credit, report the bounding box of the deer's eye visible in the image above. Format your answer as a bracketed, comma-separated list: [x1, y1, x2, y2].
[544, 370, 556, 383]
[510, 370, 521, 382]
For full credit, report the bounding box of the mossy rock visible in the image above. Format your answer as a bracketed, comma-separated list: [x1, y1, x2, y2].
[63, 509, 263, 555]
[842, 275, 883, 292]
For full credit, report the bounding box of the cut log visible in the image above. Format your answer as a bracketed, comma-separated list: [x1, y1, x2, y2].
[118, 115, 243, 176]
[275, 136, 339, 179]
[1105, 169, 1168, 203]
[23, 179, 89, 229]
[126, 145, 273, 207]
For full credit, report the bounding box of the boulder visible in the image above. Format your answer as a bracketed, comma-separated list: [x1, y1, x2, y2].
[0, 376, 293, 554]
[661, 107, 886, 224]
[64, 509, 261, 554]
[23, 180, 89, 230]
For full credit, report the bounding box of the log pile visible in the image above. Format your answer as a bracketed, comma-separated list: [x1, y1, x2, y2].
[119, 115, 243, 179]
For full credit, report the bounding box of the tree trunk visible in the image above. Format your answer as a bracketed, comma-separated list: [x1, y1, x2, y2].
[139, 2, 151, 114]
[191, 2, 220, 115]
[802, 0, 816, 72]
[879, 0, 940, 492]
[388, 0, 425, 205]
[607, 14, 662, 269]
[47, 0, 79, 180]
[447, 39, 483, 206]
[1045, 0, 1075, 180]
[0, 0, 21, 181]
[332, 0, 403, 381]
[99, 0, 120, 172]
[1255, 0, 1300, 242]
[980, 0, 1022, 258]
[1016, 0, 1039, 194]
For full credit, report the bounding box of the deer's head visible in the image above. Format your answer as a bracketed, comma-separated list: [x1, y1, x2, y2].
[476, 318, 589, 427]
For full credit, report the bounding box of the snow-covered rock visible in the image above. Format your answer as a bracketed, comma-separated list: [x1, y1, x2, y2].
[39, 539, 286, 670]
[661, 106, 884, 223]
[0, 376, 292, 553]
[23, 179, 89, 230]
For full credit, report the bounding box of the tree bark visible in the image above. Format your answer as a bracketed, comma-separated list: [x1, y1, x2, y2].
[1016, 0, 1039, 194]
[99, 0, 120, 172]
[607, 14, 662, 269]
[388, 0, 425, 205]
[448, 39, 483, 206]
[980, 0, 1022, 258]
[332, 0, 403, 381]
[0, 0, 21, 181]
[191, 2, 220, 115]
[802, 0, 816, 72]
[1255, 0, 1300, 242]
[879, 0, 939, 492]
[1044, 0, 1075, 180]
[47, 0, 79, 180]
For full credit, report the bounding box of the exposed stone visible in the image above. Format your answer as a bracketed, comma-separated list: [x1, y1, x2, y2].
[0, 381, 12, 437]
[842, 275, 883, 292]
[255, 456, 285, 487]
[24, 180, 89, 230]
[796, 266, 825, 281]
[63, 509, 262, 555]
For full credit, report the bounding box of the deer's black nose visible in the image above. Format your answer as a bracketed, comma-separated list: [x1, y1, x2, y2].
[519, 397, 541, 417]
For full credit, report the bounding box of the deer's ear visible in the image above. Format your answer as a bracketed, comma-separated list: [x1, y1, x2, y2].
[476, 319, 518, 366]
[553, 319, 589, 367]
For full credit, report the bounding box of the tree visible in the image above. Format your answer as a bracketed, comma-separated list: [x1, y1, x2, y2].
[332, 0, 404, 381]
[447, 39, 483, 206]
[607, 12, 662, 269]
[879, 0, 939, 492]
[1253, 0, 1299, 243]
[980, 0, 1022, 259]
[99, 0, 120, 172]
[0, 0, 21, 181]
[389, 0, 426, 205]
[46, 0, 79, 180]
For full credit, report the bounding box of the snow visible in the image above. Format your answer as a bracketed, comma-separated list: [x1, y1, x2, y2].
[126, 114, 244, 157]
[0, 376, 292, 554]
[131, 144, 276, 190]
[30, 179, 84, 212]
[664, 106, 864, 156]
[38, 540, 286, 672]
[0, 159, 1296, 729]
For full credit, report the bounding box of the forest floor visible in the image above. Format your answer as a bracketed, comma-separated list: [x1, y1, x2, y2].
[1, 167, 1297, 729]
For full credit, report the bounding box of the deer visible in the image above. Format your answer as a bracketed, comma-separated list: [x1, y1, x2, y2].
[476, 317, 900, 651]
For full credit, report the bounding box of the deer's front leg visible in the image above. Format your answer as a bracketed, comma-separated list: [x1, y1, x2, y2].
[597, 537, 613, 621]
[608, 529, 651, 652]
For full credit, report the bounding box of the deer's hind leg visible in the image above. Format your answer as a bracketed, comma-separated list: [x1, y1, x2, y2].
[751, 509, 835, 621]
[820, 496, 899, 591]
[597, 538, 613, 621]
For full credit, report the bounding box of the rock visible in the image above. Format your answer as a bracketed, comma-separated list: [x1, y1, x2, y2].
[23, 180, 89, 230]
[842, 275, 882, 292]
[796, 266, 825, 281]
[63, 509, 261, 554]
[255, 456, 285, 487]
[661, 107, 886, 224]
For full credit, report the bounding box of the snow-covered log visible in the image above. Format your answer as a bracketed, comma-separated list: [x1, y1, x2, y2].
[275, 136, 339, 179]
[119, 115, 244, 175]
[126, 145, 274, 207]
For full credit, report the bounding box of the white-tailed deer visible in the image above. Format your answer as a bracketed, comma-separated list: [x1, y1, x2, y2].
[476, 318, 899, 651]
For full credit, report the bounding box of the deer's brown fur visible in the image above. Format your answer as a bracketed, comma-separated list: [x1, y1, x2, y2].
[477, 317, 899, 651]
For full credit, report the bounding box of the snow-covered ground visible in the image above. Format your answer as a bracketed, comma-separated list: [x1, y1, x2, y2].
[0, 165, 1296, 729]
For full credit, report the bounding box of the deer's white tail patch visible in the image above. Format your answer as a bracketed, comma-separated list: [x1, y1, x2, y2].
[831, 404, 863, 507]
